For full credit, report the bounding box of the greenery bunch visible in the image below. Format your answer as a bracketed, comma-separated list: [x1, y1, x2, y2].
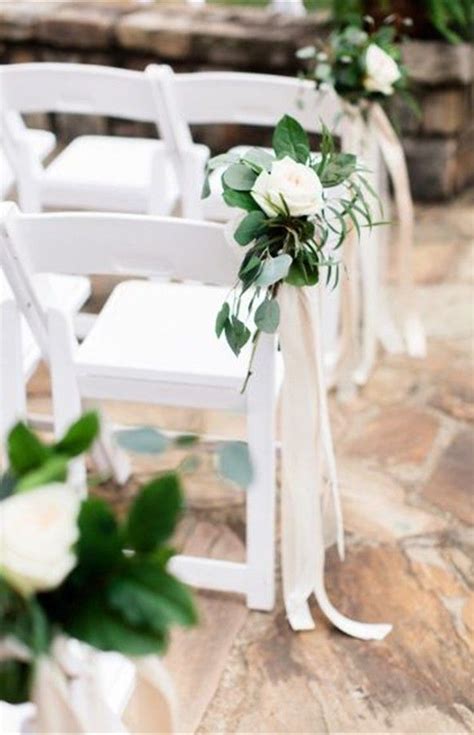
[0, 414, 197, 705]
[332, 0, 472, 44]
[202, 114, 377, 388]
[297, 21, 411, 107]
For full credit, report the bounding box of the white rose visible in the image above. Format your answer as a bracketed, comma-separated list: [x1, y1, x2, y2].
[363, 44, 401, 96]
[0, 484, 80, 596]
[251, 156, 324, 218]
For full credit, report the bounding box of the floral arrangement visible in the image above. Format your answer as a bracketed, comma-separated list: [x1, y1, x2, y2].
[0, 414, 197, 705]
[297, 21, 411, 108]
[202, 114, 376, 387]
[331, 0, 472, 44]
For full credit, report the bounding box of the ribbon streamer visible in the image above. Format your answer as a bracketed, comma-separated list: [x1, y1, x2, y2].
[339, 102, 426, 391]
[278, 284, 392, 638]
[0, 636, 176, 734]
[369, 103, 426, 358]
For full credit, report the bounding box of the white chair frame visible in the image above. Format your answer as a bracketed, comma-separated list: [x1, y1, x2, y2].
[0, 203, 277, 611]
[0, 63, 205, 216]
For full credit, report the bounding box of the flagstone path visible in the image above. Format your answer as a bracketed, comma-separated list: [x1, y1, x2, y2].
[28, 191, 473, 734]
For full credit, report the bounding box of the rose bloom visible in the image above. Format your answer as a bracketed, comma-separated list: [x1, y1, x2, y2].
[363, 44, 401, 96]
[252, 156, 324, 218]
[0, 484, 80, 596]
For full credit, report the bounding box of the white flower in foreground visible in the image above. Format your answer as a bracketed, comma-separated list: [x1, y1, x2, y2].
[0, 484, 80, 596]
[252, 156, 324, 218]
[363, 44, 401, 96]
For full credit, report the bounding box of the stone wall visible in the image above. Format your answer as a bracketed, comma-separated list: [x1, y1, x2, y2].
[0, 1, 472, 200]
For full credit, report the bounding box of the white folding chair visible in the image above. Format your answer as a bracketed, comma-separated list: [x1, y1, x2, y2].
[0, 202, 277, 611]
[1, 117, 56, 200]
[1, 122, 92, 451]
[0, 63, 208, 215]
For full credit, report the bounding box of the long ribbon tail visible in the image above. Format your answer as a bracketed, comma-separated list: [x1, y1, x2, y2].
[279, 286, 392, 638]
[311, 288, 392, 640]
[336, 226, 361, 398]
[122, 655, 177, 735]
[33, 656, 91, 734]
[370, 104, 426, 358]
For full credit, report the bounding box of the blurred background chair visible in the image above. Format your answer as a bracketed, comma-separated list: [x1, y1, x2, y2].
[0, 63, 207, 215]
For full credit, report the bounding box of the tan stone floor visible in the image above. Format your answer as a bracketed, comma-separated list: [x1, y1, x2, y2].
[27, 191, 473, 734]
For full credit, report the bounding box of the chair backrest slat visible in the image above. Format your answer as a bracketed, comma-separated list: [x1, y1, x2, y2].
[6, 211, 240, 283]
[170, 72, 343, 133]
[2, 207, 241, 357]
[0, 63, 158, 122]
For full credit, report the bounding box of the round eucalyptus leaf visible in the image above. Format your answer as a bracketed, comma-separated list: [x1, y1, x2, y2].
[223, 164, 258, 192]
[115, 427, 170, 455]
[217, 442, 253, 489]
[254, 299, 280, 333]
[255, 253, 292, 287]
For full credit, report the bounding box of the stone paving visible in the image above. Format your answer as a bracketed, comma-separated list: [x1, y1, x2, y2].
[27, 191, 473, 733]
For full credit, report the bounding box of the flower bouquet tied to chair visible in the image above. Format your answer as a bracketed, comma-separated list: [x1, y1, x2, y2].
[203, 114, 376, 387]
[297, 18, 426, 361]
[202, 114, 392, 639]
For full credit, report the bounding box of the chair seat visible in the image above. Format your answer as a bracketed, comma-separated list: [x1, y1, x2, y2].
[76, 280, 254, 391]
[0, 129, 56, 198]
[1, 272, 91, 378]
[41, 136, 206, 214]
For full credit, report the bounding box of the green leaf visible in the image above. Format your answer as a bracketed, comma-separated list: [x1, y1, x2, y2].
[272, 115, 310, 164]
[318, 152, 358, 187]
[222, 163, 258, 192]
[201, 173, 211, 199]
[206, 152, 240, 171]
[0, 471, 17, 500]
[54, 412, 99, 458]
[296, 45, 316, 59]
[108, 561, 197, 631]
[234, 211, 267, 246]
[127, 473, 183, 553]
[66, 598, 168, 656]
[285, 256, 319, 287]
[115, 427, 170, 455]
[217, 441, 253, 489]
[224, 317, 251, 357]
[215, 302, 230, 338]
[241, 148, 274, 172]
[254, 299, 280, 333]
[0, 660, 31, 705]
[7, 423, 49, 476]
[255, 253, 292, 287]
[223, 188, 260, 212]
[239, 253, 263, 285]
[16, 455, 68, 492]
[173, 434, 199, 448]
[76, 497, 122, 575]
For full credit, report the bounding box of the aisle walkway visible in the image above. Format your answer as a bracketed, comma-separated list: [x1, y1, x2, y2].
[28, 191, 473, 734]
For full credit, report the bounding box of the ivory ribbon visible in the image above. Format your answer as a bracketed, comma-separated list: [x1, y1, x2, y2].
[0, 636, 176, 734]
[341, 102, 426, 382]
[278, 284, 392, 638]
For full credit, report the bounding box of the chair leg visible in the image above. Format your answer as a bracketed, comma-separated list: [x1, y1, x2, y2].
[47, 309, 87, 493]
[353, 227, 378, 386]
[83, 400, 131, 486]
[0, 300, 26, 468]
[245, 334, 277, 611]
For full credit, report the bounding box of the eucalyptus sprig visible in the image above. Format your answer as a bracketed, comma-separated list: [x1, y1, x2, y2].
[203, 114, 379, 390]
